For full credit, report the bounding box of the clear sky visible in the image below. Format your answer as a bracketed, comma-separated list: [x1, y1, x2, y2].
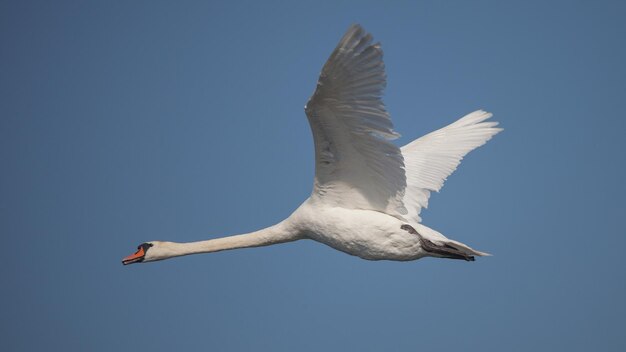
[2, 0, 625, 351]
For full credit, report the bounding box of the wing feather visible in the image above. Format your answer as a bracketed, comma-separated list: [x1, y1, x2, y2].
[304, 26, 501, 223]
[401, 110, 502, 222]
[305, 25, 407, 217]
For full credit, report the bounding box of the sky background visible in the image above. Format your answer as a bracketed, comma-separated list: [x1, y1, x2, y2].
[2, 0, 625, 351]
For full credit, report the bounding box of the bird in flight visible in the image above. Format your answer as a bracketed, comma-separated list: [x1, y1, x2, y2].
[123, 24, 501, 266]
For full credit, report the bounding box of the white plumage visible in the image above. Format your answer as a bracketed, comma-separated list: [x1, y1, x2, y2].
[122, 24, 501, 266]
[402, 110, 502, 222]
[305, 25, 406, 220]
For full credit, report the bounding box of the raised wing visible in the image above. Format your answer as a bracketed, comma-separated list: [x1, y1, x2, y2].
[305, 25, 407, 217]
[401, 110, 502, 223]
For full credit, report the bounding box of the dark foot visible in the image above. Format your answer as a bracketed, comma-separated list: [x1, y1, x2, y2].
[400, 224, 475, 261]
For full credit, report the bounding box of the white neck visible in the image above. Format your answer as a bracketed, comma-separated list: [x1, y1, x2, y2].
[152, 221, 300, 261]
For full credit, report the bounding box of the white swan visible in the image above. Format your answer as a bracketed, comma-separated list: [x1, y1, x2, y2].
[123, 25, 501, 266]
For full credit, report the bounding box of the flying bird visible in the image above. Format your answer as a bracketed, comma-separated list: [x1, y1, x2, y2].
[123, 25, 501, 265]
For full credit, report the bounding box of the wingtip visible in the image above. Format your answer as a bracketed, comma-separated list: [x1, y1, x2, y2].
[347, 23, 364, 32]
[475, 109, 493, 120]
[343, 24, 365, 41]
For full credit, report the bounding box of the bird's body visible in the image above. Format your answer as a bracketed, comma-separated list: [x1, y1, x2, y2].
[123, 25, 501, 266]
[290, 200, 424, 261]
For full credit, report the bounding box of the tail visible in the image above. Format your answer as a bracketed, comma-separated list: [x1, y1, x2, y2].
[413, 223, 491, 260]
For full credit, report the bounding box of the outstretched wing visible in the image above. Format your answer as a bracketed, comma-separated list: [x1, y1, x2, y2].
[305, 24, 407, 217]
[401, 110, 502, 223]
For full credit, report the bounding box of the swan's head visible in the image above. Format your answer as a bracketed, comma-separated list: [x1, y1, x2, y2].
[122, 242, 156, 265]
[122, 241, 183, 265]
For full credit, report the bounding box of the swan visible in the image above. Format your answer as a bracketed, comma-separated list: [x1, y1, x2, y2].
[122, 24, 501, 266]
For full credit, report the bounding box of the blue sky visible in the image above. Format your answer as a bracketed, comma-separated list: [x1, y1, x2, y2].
[2, 0, 625, 351]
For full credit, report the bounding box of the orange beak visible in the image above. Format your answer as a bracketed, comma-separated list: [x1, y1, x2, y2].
[122, 246, 145, 265]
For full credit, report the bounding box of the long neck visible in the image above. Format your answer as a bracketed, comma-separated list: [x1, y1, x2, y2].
[158, 221, 300, 260]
